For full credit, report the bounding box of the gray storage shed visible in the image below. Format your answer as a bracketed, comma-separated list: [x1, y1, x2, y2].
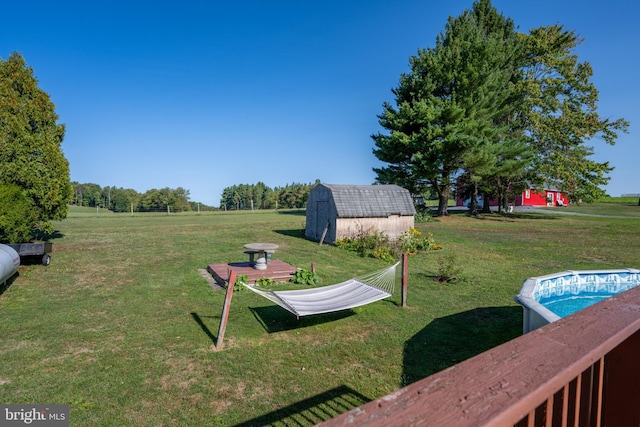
[305, 184, 416, 244]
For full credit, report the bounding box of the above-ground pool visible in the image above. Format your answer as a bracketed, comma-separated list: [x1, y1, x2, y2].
[515, 269, 640, 333]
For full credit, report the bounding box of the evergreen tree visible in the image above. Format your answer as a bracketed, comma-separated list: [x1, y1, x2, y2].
[373, 2, 628, 212]
[0, 52, 72, 234]
[373, 0, 521, 215]
[0, 184, 33, 243]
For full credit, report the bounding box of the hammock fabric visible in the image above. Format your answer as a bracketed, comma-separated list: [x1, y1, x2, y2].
[241, 262, 399, 318]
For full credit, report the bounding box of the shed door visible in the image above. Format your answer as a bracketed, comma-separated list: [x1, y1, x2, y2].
[316, 201, 329, 239]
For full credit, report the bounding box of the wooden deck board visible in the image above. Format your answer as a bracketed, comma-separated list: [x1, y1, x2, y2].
[207, 259, 298, 285]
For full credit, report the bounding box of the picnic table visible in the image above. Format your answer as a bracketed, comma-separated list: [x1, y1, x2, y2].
[244, 243, 279, 270]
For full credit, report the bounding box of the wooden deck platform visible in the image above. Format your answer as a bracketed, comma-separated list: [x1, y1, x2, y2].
[207, 259, 298, 285]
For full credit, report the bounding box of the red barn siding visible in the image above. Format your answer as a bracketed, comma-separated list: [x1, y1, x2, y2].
[519, 189, 569, 207]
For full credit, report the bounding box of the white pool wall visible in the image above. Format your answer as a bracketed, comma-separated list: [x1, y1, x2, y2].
[516, 268, 640, 334]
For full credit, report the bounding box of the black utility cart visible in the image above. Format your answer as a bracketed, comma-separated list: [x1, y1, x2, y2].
[8, 242, 53, 266]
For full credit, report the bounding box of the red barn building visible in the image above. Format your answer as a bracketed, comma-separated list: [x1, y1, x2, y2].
[516, 186, 569, 207]
[456, 184, 569, 208]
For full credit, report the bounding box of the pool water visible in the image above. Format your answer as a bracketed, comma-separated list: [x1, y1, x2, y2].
[517, 269, 640, 333]
[541, 294, 613, 318]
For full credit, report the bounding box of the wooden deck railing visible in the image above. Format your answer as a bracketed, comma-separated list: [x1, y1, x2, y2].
[320, 284, 640, 426]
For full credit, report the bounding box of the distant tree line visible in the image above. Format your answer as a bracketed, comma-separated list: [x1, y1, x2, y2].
[219, 181, 319, 210]
[70, 181, 321, 213]
[70, 182, 214, 213]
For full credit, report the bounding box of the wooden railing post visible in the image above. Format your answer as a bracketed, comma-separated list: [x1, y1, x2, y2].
[401, 252, 408, 308]
[216, 270, 237, 350]
[602, 330, 640, 425]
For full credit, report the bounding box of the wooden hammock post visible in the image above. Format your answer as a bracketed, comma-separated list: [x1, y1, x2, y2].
[401, 252, 408, 307]
[216, 270, 237, 350]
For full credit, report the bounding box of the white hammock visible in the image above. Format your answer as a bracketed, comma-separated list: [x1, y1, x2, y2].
[241, 262, 400, 318]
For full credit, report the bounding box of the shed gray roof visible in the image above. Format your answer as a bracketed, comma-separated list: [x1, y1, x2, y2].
[322, 184, 416, 217]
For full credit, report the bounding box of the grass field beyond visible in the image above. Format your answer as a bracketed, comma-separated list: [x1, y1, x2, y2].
[1, 205, 639, 425]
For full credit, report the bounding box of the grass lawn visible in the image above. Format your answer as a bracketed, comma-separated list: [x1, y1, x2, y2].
[1, 205, 639, 426]
[558, 201, 640, 217]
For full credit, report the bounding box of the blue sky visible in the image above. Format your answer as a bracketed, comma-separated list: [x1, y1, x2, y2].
[2, 1, 638, 206]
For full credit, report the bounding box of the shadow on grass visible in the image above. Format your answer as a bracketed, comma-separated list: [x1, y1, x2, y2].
[508, 213, 559, 220]
[274, 229, 306, 239]
[462, 212, 564, 222]
[0, 273, 19, 296]
[249, 305, 355, 333]
[32, 229, 65, 241]
[190, 308, 355, 347]
[190, 312, 217, 345]
[276, 209, 306, 216]
[402, 305, 521, 386]
[233, 385, 371, 426]
[433, 207, 565, 221]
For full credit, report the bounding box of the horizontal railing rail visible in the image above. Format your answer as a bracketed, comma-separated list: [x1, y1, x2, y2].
[320, 285, 640, 426]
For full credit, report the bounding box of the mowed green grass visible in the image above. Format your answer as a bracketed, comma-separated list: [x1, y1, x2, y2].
[1, 205, 639, 426]
[559, 201, 640, 217]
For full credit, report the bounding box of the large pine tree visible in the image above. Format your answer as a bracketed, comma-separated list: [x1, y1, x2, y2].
[373, 0, 521, 215]
[373, 1, 628, 213]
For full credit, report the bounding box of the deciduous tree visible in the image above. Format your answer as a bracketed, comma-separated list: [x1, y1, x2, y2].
[519, 26, 629, 202]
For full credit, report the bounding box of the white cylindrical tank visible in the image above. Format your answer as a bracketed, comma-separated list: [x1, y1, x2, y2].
[0, 244, 20, 284]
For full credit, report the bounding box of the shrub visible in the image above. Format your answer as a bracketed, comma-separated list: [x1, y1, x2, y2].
[398, 227, 442, 253]
[334, 226, 442, 260]
[371, 246, 394, 262]
[335, 227, 392, 260]
[0, 184, 35, 243]
[231, 274, 248, 291]
[255, 277, 275, 287]
[291, 268, 319, 285]
[414, 211, 435, 223]
[334, 237, 359, 252]
[436, 252, 462, 283]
